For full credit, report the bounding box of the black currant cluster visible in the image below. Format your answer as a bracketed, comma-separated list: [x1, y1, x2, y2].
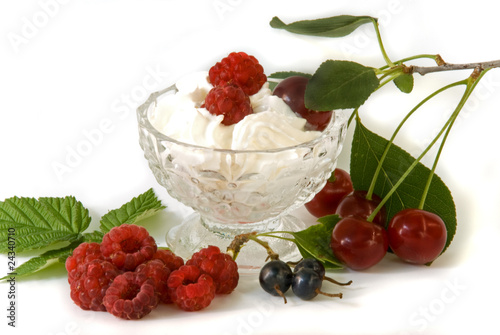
[258, 258, 351, 303]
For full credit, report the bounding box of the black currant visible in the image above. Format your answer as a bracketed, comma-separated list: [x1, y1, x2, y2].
[292, 268, 345, 301]
[293, 258, 353, 287]
[292, 268, 323, 300]
[293, 258, 326, 279]
[259, 260, 293, 303]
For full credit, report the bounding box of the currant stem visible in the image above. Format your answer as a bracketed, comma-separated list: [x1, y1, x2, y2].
[227, 232, 282, 261]
[249, 235, 281, 261]
[317, 289, 343, 299]
[274, 284, 288, 304]
[323, 276, 353, 286]
[364, 79, 467, 202]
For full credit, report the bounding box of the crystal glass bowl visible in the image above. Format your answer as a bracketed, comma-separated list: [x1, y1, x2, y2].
[137, 85, 348, 271]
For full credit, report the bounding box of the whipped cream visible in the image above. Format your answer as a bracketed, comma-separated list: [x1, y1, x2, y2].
[148, 71, 322, 150]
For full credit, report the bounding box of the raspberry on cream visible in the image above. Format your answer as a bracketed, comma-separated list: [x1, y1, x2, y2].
[148, 71, 323, 151]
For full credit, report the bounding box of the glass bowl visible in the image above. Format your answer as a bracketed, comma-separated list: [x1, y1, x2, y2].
[137, 84, 348, 272]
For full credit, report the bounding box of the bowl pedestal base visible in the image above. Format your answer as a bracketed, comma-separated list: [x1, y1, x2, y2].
[166, 213, 307, 273]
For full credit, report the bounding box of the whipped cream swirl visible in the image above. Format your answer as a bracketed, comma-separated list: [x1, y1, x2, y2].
[148, 71, 322, 150]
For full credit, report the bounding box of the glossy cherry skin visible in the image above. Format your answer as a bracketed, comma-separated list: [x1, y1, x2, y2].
[272, 76, 333, 131]
[330, 217, 389, 271]
[388, 209, 447, 265]
[305, 168, 354, 218]
[335, 190, 387, 227]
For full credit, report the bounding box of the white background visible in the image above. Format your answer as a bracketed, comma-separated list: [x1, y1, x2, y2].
[1, 0, 499, 334]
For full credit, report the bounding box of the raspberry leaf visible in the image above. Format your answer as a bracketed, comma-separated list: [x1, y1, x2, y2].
[270, 15, 374, 38]
[0, 196, 90, 253]
[350, 119, 457, 253]
[99, 188, 165, 234]
[305, 60, 379, 110]
[0, 242, 78, 280]
[82, 230, 105, 243]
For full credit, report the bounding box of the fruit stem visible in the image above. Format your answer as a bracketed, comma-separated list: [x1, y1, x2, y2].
[323, 276, 353, 286]
[367, 70, 488, 222]
[249, 235, 281, 261]
[371, 18, 394, 67]
[274, 284, 288, 304]
[418, 68, 490, 209]
[317, 289, 343, 299]
[410, 59, 500, 76]
[364, 79, 467, 202]
[378, 54, 441, 71]
[227, 232, 281, 261]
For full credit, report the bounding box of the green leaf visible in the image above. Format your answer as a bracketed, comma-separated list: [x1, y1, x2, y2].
[1, 242, 77, 280]
[350, 119, 456, 253]
[82, 230, 104, 243]
[267, 71, 312, 91]
[0, 196, 90, 253]
[270, 15, 375, 38]
[394, 73, 414, 93]
[290, 215, 343, 269]
[99, 188, 165, 234]
[305, 60, 380, 111]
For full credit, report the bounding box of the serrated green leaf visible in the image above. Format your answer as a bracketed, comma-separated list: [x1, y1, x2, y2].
[394, 73, 414, 93]
[268, 71, 312, 91]
[83, 230, 104, 243]
[1, 242, 77, 280]
[290, 216, 343, 269]
[305, 60, 379, 111]
[0, 196, 90, 253]
[270, 15, 375, 38]
[350, 119, 456, 253]
[99, 188, 165, 234]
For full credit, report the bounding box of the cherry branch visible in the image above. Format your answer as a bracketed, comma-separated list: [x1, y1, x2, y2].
[407, 59, 500, 76]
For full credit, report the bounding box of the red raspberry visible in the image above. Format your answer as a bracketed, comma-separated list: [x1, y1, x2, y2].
[204, 83, 253, 125]
[69, 259, 120, 311]
[103, 271, 159, 320]
[152, 249, 184, 272]
[135, 259, 172, 304]
[100, 224, 157, 271]
[66, 242, 105, 284]
[187, 246, 239, 294]
[167, 265, 216, 311]
[209, 51, 267, 95]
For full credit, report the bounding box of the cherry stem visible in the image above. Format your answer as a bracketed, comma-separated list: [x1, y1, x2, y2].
[378, 54, 441, 71]
[366, 69, 488, 222]
[371, 18, 394, 67]
[365, 79, 467, 202]
[409, 59, 500, 76]
[418, 68, 490, 209]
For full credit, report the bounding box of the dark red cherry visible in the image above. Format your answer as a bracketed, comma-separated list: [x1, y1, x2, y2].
[330, 217, 388, 271]
[335, 190, 387, 227]
[272, 76, 333, 131]
[305, 168, 354, 218]
[388, 208, 447, 265]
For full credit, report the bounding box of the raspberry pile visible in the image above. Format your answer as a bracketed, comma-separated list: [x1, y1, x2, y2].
[204, 51, 267, 125]
[65, 224, 239, 319]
